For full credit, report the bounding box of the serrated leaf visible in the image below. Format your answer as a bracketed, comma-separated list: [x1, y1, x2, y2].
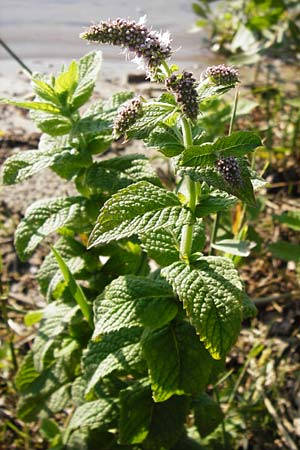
[146, 125, 184, 157]
[193, 392, 224, 438]
[54, 60, 78, 99]
[0, 97, 61, 113]
[181, 131, 261, 167]
[0, 135, 86, 185]
[126, 102, 177, 140]
[196, 191, 237, 216]
[15, 196, 90, 260]
[140, 218, 205, 267]
[16, 342, 80, 421]
[31, 77, 61, 106]
[161, 257, 243, 359]
[93, 275, 177, 337]
[181, 156, 256, 205]
[197, 79, 237, 102]
[68, 398, 118, 431]
[70, 51, 102, 110]
[83, 154, 161, 194]
[83, 327, 144, 395]
[30, 110, 71, 136]
[32, 301, 79, 371]
[119, 381, 153, 444]
[142, 321, 214, 402]
[88, 181, 189, 248]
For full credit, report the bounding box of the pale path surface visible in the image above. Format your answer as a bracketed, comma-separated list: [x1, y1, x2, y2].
[0, 0, 218, 78]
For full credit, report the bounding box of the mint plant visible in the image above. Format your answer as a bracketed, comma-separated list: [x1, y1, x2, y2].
[1, 17, 262, 449]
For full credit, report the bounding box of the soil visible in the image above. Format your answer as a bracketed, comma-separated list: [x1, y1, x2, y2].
[1, 70, 300, 450]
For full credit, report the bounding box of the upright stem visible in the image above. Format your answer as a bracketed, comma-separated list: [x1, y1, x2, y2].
[180, 118, 198, 261]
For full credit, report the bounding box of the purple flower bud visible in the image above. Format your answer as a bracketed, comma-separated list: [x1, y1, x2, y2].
[165, 71, 199, 120]
[113, 97, 143, 136]
[201, 65, 239, 86]
[216, 156, 241, 185]
[80, 18, 172, 72]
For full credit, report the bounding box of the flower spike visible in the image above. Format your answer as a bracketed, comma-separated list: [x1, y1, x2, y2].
[80, 18, 172, 73]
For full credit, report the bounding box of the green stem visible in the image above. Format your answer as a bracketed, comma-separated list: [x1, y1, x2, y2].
[160, 60, 172, 77]
[180, 118, 198, 261]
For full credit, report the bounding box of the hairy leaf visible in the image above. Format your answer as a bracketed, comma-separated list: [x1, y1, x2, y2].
[126, 102, 178, 140]
[161, 257, 243, 359]
[30, 110, 71, 136]
[142, 321, 214, 402]
[70, 51, 102, 110]
[15, 196, 90, 260]
[83, 154, 161, 194]
[93, 275, 177, 337]
[140, 219, 205, 266]
[145, 125, 184, 157]
[119, 381, 153, 444]
[32, 301, 79, 371]
[181, 157, 256, 205]
[68, 398, 118, 431]
[83, 327, 144, 395]
[88, 181, 189, 248]
[196, 191, 237, 217]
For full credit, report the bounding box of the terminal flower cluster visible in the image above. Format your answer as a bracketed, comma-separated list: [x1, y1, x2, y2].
[201, 64, 239, 86]
[80, 18, 172, 72]
[216, 156, 241, 185]
[165, 71, 199, 120]
[113, 97, 143, 136]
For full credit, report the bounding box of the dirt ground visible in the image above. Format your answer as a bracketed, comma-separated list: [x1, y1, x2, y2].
[1, 69, 300, 450]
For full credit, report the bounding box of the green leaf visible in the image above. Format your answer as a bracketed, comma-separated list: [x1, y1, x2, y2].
[196, 191, 237, 217]
[145, 125, 184, 157]
[161, 257, 243, 359]
[88, 181, 189, 248]
[119, 381, 153, 444]
[0, 97, 61, 114]
[181, 131, 261, 167]
[32, 301, 79, 371]
[31, 77, 61, 106]
[54, 60, 78, 100]
[83, 154, 161, 194]
[30, 111, 71, 136]
[197, 80, 237, 102]
[51, 247, 93, 328]
[242, 293, 257, 319]
[140, 219, 205, 267]
[142, 321, 215, 402]
[211, 239, 256, 257]
[16, 343, 80, 421]
[37, 236, 98, 299]
[212, 131, 261, 158]
[93, 275, 177, 337]
[0, 135, 86, 185]
[143, 395, 190, 450]
[15, 196, 90, 260]
[83, 327, 144, 395]
[24, 310, 43, 326]
[67, 398, 118, 431]
[269, 241, 300, 262]
[126, 102, 178, 140]
[181, 157, 256, 205]
[193, 392, 224, 438]
[274, 211, 300, 231]
[70, 51, 102, 110]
